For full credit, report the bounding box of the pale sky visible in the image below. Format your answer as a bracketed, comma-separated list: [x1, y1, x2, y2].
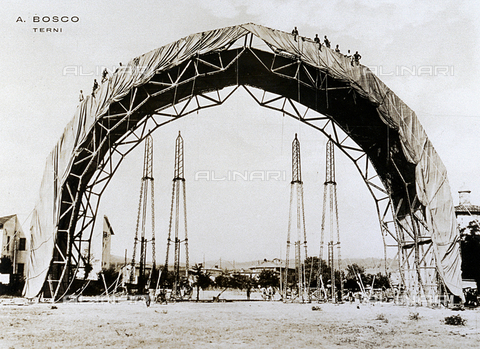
[1, 0, 479, 266]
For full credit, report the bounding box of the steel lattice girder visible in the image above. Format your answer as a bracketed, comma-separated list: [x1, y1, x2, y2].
[46, 43, 435, 301]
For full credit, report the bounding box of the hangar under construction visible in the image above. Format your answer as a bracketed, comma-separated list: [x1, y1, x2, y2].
[22, 23, 462, 304]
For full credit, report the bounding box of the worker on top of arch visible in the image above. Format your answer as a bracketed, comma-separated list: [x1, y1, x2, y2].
[101, 68, 109, 83]
[314, 34, 322, 51]
[92, 79, 98, 97]
[353, 51, 362, 66]
[292, 26, 299, 41]
[324, 35, 331, 48]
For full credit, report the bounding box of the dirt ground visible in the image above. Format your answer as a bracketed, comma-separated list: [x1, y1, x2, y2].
[1, 294, 480, 348]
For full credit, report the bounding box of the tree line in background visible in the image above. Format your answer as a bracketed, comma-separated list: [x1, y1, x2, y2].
[2, 220, 479, 298]
[80, 263, 281, 298]
[0, 256, 24, 295]
[87, 219, 480, 298]
[460, 220, 480, 290]
[79, 259, 391, 297]
[303, 256, 390, 292]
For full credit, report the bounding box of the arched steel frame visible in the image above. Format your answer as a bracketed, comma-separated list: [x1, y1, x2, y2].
[45, 32, 441, 303]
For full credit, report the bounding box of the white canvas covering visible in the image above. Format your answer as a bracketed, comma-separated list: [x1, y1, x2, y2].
[24, 23, 462, 298]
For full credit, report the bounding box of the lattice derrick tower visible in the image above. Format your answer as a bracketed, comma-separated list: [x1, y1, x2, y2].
[164, 131, 189, 299]
[319, 140, 342, 302]
[130, 134, 156, 292]
[284, 133, 308, 301]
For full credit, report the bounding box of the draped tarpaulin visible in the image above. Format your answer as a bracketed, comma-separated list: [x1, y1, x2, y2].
[24, 23, 462, 298]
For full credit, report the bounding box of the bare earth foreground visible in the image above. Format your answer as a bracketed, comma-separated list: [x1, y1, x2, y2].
[1, 296, 480, 348]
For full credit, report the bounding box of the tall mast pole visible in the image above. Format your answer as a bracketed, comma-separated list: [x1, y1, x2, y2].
[319, 140, 342, 302]
[164, 131, 189, 300]
[284, 134, 308, 302]
[130, 135, 155, 293]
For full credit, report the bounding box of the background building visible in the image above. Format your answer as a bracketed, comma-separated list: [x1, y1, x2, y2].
[455, 188, 480, 229]
[0, 214, 27, 288]
[454, 189, 480, 290]
[102, 215, 115, 269]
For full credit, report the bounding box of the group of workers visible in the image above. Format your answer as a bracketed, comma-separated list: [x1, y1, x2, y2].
[80, 28, 362, 104]
[292, 27, 362, 66]
[79, 65, 117, 102]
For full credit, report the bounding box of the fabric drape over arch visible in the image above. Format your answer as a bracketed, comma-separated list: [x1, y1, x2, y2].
[24, 23, 462, 298]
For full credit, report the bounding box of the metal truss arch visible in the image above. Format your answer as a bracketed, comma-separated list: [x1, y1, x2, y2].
[43, 34, 444, 303]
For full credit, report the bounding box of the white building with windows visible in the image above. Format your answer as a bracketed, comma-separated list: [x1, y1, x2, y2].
[455, 189, 480, 231]
[0, 214, 27, 284]
[454, 188, 480, 290]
